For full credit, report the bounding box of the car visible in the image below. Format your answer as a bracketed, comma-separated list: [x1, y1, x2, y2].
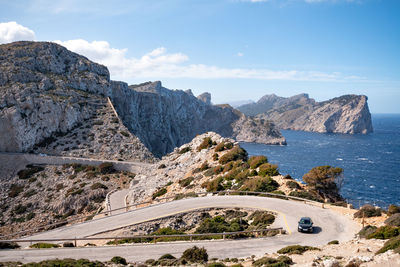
[298, 217, 313, 233]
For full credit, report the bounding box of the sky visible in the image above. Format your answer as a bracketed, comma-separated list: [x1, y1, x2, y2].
[0, 0, 399, 113]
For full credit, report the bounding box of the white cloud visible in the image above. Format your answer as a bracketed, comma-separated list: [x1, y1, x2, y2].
[237, 52, 244, 57]
[56, 39, 363, 82]
[0, 21, 35, 44]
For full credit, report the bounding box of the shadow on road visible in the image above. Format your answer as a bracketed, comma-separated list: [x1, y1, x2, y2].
[311, 226, 322, 234]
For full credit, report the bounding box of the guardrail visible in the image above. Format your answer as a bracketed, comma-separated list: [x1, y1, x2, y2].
[2, 227, 284, 247]
[0, 190, 329, 239]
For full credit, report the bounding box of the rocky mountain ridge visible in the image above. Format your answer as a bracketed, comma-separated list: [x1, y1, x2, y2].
[238, 93, 373, 134]
[0, 41, 285, 159]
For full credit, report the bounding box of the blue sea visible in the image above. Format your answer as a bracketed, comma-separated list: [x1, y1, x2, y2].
[241, 114, 400, 208]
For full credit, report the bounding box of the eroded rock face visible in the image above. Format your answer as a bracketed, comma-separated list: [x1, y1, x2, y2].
[111, 82, 286, 156]
[238, 93, 373, 134]
[0, 41, 285, 158]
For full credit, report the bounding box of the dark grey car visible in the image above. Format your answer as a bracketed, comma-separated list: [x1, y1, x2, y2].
[298, 217, 313, 233]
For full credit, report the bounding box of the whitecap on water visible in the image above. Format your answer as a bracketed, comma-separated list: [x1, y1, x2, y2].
[357, 158, 368, 161]
[369, 185, 376, 189]
[336, 158, 343, 161]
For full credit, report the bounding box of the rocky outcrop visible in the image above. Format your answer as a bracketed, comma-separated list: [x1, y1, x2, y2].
[238, 93, 373, 134]
[111, 81, 286, 157]
[0, 41, 285, 159]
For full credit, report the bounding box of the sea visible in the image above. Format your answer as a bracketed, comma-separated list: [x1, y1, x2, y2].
[240, 114, 400, 209]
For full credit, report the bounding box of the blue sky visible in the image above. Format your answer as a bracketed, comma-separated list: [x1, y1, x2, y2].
[1, 0, 399, 113]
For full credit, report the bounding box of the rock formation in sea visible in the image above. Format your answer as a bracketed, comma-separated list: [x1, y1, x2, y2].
[237, 93, 373, 134]
[0, 41, 285, 158]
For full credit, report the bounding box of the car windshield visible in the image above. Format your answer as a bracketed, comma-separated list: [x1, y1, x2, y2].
[300, 219, 310, 224]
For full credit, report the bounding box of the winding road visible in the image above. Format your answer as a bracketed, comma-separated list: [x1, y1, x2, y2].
[0, 195, 360, 263]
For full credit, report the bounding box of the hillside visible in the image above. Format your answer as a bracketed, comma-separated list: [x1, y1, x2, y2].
[237, 93, 373, 134]
[0, 41, 285, 160]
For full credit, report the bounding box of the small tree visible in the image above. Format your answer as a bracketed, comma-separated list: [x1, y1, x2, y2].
[303, 166, 343, 191]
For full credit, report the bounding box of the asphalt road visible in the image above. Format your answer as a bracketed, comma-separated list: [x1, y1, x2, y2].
[0, 195, 360, 263]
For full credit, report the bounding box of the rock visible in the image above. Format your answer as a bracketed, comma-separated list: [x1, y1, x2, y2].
[237, 93, 373, 134]
[322, 258, 339, 267]
[0, 41, 286, 159]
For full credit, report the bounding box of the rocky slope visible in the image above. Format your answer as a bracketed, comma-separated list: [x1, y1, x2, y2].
[238, 93, 373, 134]
[0, 41, 285, 159]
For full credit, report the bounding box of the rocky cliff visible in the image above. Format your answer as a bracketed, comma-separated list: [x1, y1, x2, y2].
[238, 93, 373, 134]
[0, 41, 285, 158]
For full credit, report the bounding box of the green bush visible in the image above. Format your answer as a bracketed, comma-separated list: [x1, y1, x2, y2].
[97, 162, 115, 174]
[241, 177, 279, 192]
[258, 163, 279, 177]
[152, 188, 167, 200]
[213, 153, 219, 161]
[0, 242, 20, 249]
[254, 256, 292, 267]
[90, 182, 108, 190]
[13, 204, 27, 215]
[207, 263, 226, 267]
[367, 226, 400, 239]
[277, 245, 319, 255]
[197, 137, 213, 151]
[248, 156, 268, 169]
[23, 259, 104, 267]
[376, 235, 400, 254]
[30, 243, 60, 249]
[200, 161, 210, 171]
[213, 165, 224, 175]
[358, 225, 378, 238]
[8, 184, 24, 198]
[218, 146, 248, 165]
[111, 256, 127, 265]
[158, 164, 167, 169]
[328, 240, 339, 245]
[388, 205, 400, 216]
[250, 211, 275, 227]
[385, 213, 400, 227]
[159, 254, 176, 260]
[288, 190, 323, 202]
[215, 142, 226, 152]
[204, 176, 224, 192]
[120, 131, 130, 137]
[179, 177, 194, 187]
[286, 180, 301, 189]
[302, 165, 343, 192]
[17, 165, 44, 180]
[354, 205, 382, 218]
[181, 246, 208, 263]
[179, 147, 191, 154]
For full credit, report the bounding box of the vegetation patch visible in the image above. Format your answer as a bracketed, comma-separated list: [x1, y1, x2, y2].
[354, 205, 382, 218]
[249, 211, 275, 228]
[248, 155, 268, 169]
[358, 225, 378, 238]
[90, 182, 108, 190]
[286, 180, 301, 189]
[258, 163, 279, 177]
[388, 205, 400, 216]
[181, 246, 208, 263]
[277, 245, 320, 255]
[0, 242, 20, 249]
[29, 243, 60, 249]
[179, 177, 194, 188]
[253, 255, 293, 267]
[17, 165, 44, 180]
[218, 146, 248, 165]
[97, 162, 115, 174]
[152, 188, 167, 200]
[385, 213, 400, 227]
[197, 137, 214, 151]
[288, 190, 323, 202]
[367, 226, 400, 239]
[376, 235, 400, 254]
[240, 177, 279, 193]
[21, 258, 104, 267]
[178, 147, 191, 154]
[110, 256, 127, 265]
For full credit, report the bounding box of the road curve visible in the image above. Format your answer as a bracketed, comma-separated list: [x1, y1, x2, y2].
[0, 196, 360, 263]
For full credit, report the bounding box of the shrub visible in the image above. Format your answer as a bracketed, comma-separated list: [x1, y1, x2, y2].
[250, 211, 275, 227]
[110, 256, 127, 265]
[385, 213, 400, 227]
[13, 204, 27, 215]
[358, 225, 378, 238]
[179, 177, 194, 187]
[0, 242, 20, 249]
[213, 165, 224, 175]
[277, 245, 319, 255]
[20, 259, 104, 266]
[258, 163, 279, 177]
[181, 246, 208, 263]
[17, 165, 44, 180]
[159, 254, 176, 260]
[30, 243, 60, 249]
[354, 205, 382, 218]
[90, 182, 108, 190]
[152, 188, 167, 199]
[63, 242, 75, 247]
[288, 190, 323, 202]
[388, 205, 400, 216]
[248, 156, 268, 169]
[286, 180, 301, 189]
[158, 164, 167, 169]
[26, 212, 35, 221]
[120, 131, 130, 137]
[215, 142, 226, 152]
[98, 162, 115, 174]
[254, 256, 292, 267]
[241, 177, 279, 192]
[376, 235, 400, 254]
[179, 147, 191, 154]
[328, 240, 339, 245]
[303, 165, 343, 192]
[197, 137, 213, 151]
[219, 146, 248, 165]
[200, 161, 209, 171]
[367, 226, 400, 239]
[213, 153, 219, 161]
[204, 177, 224, 192]
[207, 263, 226, 267]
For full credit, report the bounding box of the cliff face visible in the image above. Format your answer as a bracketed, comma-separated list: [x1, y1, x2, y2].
[0, 41, 285, 158]
[238, 93, 373, 134]
[110, 81, 286, 157]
